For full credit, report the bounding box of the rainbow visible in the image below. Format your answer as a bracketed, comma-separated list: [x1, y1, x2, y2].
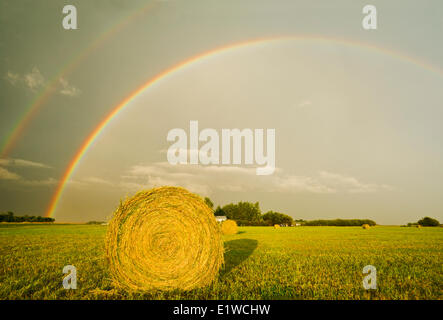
[45, 35, 443, 218]
[0, 1, 158, 158]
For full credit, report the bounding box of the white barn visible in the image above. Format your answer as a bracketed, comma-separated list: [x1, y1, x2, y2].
[215, 216, 227, 223]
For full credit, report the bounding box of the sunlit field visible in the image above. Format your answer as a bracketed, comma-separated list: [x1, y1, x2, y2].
[0, 224, 441, 300]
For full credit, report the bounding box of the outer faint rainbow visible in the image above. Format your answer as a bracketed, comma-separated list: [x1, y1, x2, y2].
[0, 1, 158, 158]
[45, 35, 443, 218]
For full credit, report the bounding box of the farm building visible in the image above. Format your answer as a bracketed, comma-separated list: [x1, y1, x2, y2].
[215, 216, 227, 223]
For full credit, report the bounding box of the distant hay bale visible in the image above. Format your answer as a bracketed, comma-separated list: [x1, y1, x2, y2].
[221, 219, 238, 235]
[362, 224, 370, 229]
[274, 224, 280, 229]
[416, 225, 422, 228]
[105, 186, 224, 292]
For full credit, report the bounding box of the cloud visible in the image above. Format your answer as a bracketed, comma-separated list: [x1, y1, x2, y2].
[59, 77, 81, 96]
[18, 178, 57, 186]
[4, 71, 20, 85]
[66, 176, 116, 188]
[0, 158, 55, 186]
[271, 174, 335, 194]
[116, 162, 393, 196]
[4, 67, 44, 91]
[0, 158, 51, 168]
[71, 162, 393, 197]
[23, 67, 45, 91]
[0, 174, 57, 186]
[82, 177, 113, 185]
[123, 163, 212, 194]
[4, 68, 80, 97]
[318, 171, 393, 193]
[0, 167, 21, 180]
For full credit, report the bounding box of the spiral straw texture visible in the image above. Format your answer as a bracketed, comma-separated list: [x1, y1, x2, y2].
[105, 186, 224, 291]
[221, 219, 238, 235]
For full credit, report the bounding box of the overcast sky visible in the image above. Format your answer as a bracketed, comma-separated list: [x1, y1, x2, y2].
[1, 0, 442, 224]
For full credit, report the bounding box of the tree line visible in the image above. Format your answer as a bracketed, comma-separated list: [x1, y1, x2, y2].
[205, 198, 293, 226]
[303, 219, 376, 226]
[204, 197, 379, 227]
[0, 212, 55, 223]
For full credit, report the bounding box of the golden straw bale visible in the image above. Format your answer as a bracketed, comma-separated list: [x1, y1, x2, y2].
[105, 186, 224, 291]
[274, 224, 280, 229]
[362, 224, 370, 229]
[221, 219, 238, 235]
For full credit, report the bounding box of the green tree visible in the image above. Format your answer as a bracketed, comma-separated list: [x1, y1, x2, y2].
[417, 217, 440, 227]
[262, 211, 293, 226]
[0, 212, 14, 222]
[214, 206, 225, 216]
[222, 201, 262, 222]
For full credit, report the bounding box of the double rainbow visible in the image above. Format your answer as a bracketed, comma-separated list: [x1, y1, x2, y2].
[44, 35, 443, 218]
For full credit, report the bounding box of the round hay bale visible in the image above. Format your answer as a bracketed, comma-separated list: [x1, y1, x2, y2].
[362, 224, 370, 229]
[105, 186, 224, 291]
[416, 224, 422, 228]
[221, 219, 238, 235]
[274, 224, 280, 229]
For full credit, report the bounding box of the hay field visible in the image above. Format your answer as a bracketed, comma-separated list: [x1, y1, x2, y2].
[0, 224, 441, 300]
